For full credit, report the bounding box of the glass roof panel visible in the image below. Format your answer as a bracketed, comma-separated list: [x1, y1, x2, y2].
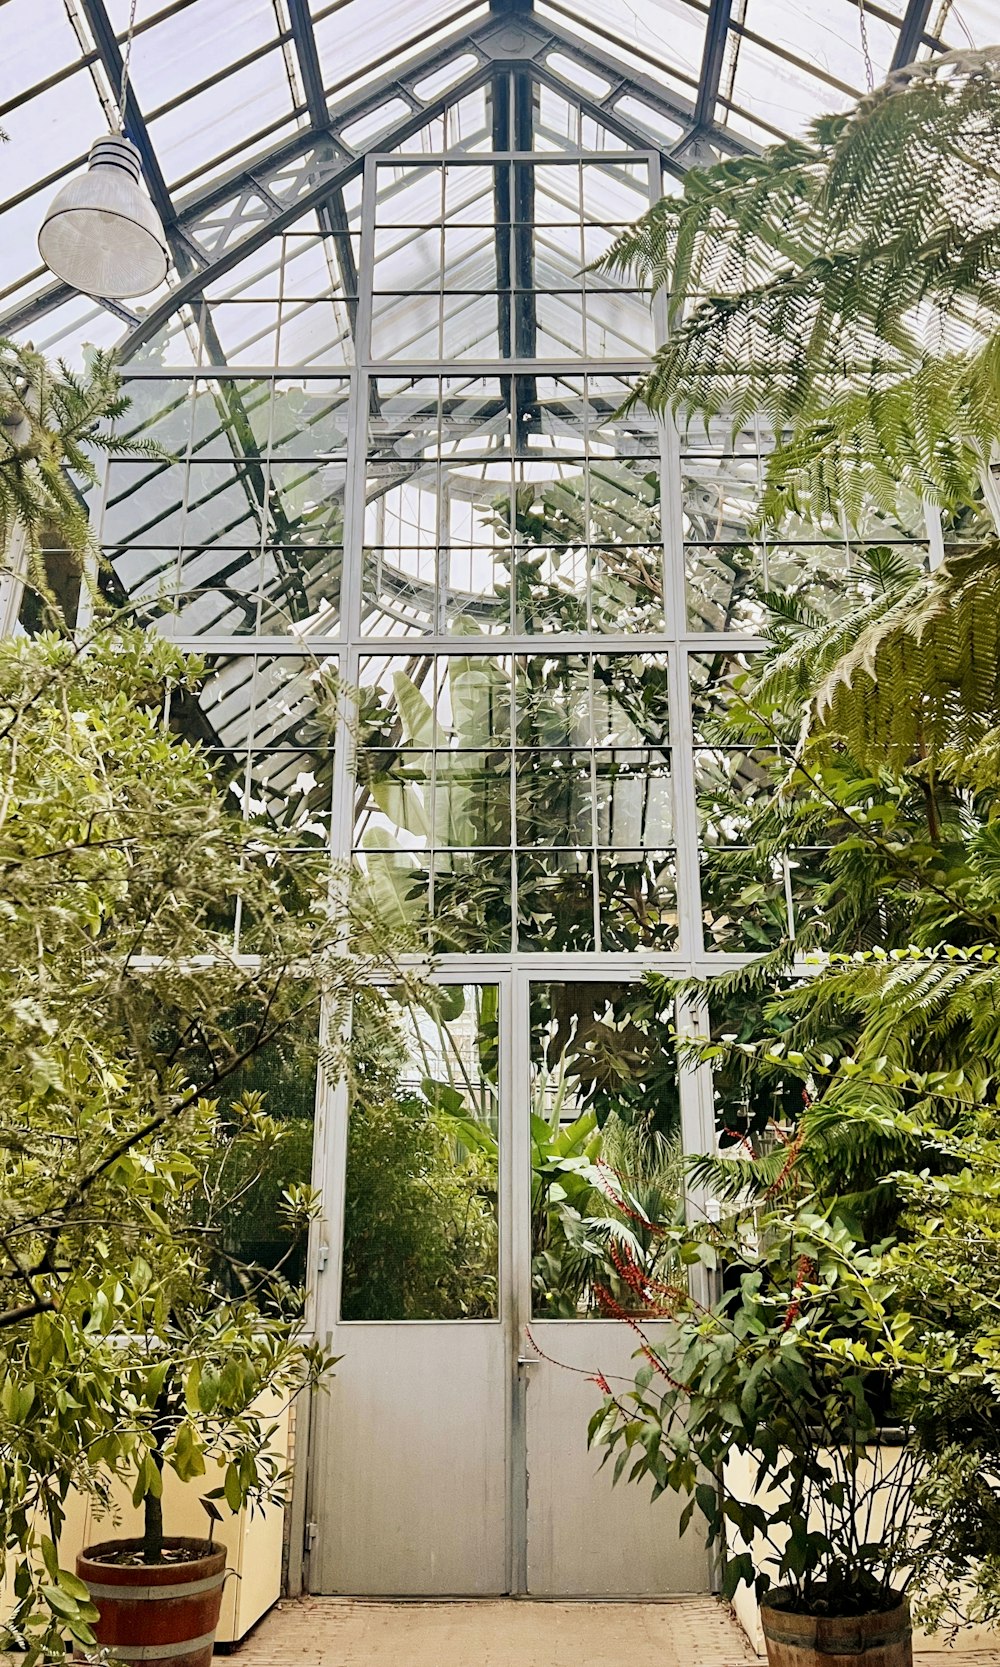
[723, 34, 856, 138]
[103, 0, 193, 27]
[147, 49, 298, 189]
[0, 70, 106, 204]
[314, 0, 483, 101]
[0, 188, 55, 297]
[737, 0, 898, 100]
[33, 293, 125, 370]
[0, 0, 90, 107]
[537, 0, 706, 98]
[124, 0, 283, 111]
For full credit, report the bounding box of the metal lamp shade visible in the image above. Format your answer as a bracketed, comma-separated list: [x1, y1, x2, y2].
[38, 134, 168, 300]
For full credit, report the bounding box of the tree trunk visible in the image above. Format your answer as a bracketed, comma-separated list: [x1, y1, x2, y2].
[143, 1478, 164, 1565]
[143, 1373, 173, 1563]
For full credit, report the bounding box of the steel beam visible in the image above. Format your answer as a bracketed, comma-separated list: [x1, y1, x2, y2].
[287, 0, 329, 127]
[691, 0, 734, 133]
[891, 0, 935, 69]
[286, 0, 363, 348]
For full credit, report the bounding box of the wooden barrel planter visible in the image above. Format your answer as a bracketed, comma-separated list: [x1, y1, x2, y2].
[77, 1537, 227, 1667]
[760, 1590, 912, 1667]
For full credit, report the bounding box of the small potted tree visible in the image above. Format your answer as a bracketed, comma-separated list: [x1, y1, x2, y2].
[0, 628, 409, 1663]
[68, 1087, 332, 1667]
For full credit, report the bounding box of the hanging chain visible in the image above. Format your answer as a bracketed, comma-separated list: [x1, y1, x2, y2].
[117, 0, 140, 132]
[857, 0, 875, 92]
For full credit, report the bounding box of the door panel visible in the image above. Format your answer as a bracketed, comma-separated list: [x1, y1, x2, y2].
[312, 978, 509, 1594]
[524, 1322, 709, 1595]
[312, 1324, 508, 1594]
[522, 979, 710, 1595]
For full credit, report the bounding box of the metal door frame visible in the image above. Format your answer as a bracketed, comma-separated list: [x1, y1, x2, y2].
[304, 969, 516, 1591]
[301, 961, 714, 1593]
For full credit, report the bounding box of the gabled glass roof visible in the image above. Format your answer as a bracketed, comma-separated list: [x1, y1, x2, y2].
[0, 0, 989, 357]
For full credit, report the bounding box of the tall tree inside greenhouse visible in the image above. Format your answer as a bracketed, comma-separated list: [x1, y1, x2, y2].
[0, 341, 414, 1659]
[598, 45, 1000, 1148]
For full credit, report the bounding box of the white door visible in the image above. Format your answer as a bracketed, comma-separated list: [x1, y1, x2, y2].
[518, 977, 709, 1596]
[309, 975, 711, 1597]
[523, 1324, 708, 1594]
[311, 1323, 510, 1593]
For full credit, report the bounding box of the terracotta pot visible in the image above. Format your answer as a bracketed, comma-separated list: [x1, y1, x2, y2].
[760, 1589, 912, 1667]
[77, 1537, 226, 1667]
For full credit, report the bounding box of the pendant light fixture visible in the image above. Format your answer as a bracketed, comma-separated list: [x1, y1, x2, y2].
[38, 0, 168, 300]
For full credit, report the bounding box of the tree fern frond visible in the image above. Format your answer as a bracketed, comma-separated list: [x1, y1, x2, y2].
[608, 50, 1000, 529]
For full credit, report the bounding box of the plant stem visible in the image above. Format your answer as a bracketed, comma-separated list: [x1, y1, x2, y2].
[143, 1471, 164, 1565]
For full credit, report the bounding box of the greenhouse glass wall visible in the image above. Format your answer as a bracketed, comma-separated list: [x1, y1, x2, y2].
[1, 0, 989, 1603]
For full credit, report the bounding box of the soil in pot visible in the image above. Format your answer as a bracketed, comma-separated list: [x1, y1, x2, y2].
[77, 1536, 227, 1667]
[760, 1588, 912, 1667]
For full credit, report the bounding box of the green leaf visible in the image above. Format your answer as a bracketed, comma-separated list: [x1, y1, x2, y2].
[56, 1571, 92, 1604]
[41, 1586, 79, 1619]
[223, 1463, 243, 1512]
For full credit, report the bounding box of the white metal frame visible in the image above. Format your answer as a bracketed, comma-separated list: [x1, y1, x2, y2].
[88, 85, 777, 1598]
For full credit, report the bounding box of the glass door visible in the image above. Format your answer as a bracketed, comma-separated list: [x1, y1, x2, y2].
[518, 979, 710, 1595]
[310, 978, 512, 1595]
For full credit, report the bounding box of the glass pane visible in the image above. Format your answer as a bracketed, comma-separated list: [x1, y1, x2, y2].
[701, 848, 789, 951]
[211, 996, 320, 1287]
[516, 751, 593, 846]
[596, 749, 672, 846]
[529, 982, 683, 1317]
[517, 851, 596, 950]
[432, 851, 513, 952]
[341, 985, 500, 1321]
[599, 850, 678, 950]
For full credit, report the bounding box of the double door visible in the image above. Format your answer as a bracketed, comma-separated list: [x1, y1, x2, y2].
[307, 975, 710, 1597]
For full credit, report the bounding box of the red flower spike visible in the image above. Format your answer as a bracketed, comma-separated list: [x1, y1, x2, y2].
[782, 1255, 815, 1329]
[764, 1125, 805, 1199]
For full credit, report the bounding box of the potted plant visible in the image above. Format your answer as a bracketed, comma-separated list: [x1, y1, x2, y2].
[65, 1083, 333, 1667]
[0, 559, 411, 1658]
[587, 1088, 1000, 1666]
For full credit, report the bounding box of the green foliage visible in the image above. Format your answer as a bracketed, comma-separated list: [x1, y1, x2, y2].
[488, 460, 664, 633]
[339, 982, 685, 1322]
[341, 992, 499, 1321]
[590, 1098, 1000, 1625]
[559, 37, 1000, 1631]
[0, 342, 146, 624]
[0, 623, 413, 1658]
[600, 48, 1000, 531]
[530, 1105, 683, 1318]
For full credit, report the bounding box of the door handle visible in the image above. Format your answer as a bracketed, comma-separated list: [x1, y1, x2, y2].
[517, 1355, 539, 1368]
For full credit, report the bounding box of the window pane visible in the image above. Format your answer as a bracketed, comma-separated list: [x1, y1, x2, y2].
[341, 985, 500, 1321]
[530, 982, 683, 1317]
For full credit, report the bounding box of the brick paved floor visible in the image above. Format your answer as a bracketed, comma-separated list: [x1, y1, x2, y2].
[227, 1596, 1000, 1667]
